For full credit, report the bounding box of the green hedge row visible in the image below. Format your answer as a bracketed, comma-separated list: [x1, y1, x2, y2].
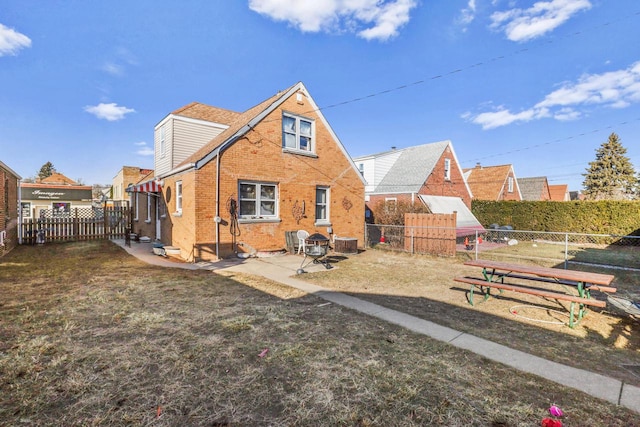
[471, 200, 640, 236]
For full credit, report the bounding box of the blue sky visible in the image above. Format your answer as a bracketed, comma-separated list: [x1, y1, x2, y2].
[1, 0, 639, 192]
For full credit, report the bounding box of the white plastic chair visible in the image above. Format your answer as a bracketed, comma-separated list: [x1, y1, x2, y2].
[296, 230, 310, 254]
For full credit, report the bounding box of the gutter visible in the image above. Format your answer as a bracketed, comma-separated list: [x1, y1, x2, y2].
[156, 162, 196, 180]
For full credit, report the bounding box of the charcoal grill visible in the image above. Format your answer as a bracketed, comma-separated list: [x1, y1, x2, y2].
[297, 233, 333, 273]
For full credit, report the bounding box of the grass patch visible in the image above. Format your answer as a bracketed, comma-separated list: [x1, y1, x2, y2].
[0, 241, 638, 425]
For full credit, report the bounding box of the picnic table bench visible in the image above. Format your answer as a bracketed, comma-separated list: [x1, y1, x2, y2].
[454, 259, 616, 328]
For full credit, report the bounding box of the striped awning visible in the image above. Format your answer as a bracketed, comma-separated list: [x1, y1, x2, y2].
[127, 180, 162, 193]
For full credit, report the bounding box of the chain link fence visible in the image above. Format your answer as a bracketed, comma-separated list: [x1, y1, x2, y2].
[365, 224, 640, 270]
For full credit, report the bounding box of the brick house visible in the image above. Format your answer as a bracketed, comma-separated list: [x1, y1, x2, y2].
[463, 163, 522, 201]
[517, 176, 551, 201]
[0, 161, 21, 256]
[131, 82, 365, 261]
[353, 141, 482, 235]
[112, 166, 153, 206]
[549, 184, 570, 201]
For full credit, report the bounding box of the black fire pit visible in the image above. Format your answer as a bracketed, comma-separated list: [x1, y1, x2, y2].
[297, 233, 333, 273]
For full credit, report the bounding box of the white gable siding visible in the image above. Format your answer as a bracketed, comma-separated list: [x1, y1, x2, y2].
[373, 151, 402, 191]
[154, 120, 173, 177]
[172, 119, 226, 168]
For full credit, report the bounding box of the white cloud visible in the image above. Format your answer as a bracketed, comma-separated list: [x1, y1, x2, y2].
[102, 62, 124, 76]
[84, 103, 135, 121]
[457, 0, 477, 28]
[136, 145, 154, 156]
[490, 0, 591, 42]
[0, 23, 31, 56]
[466, 61, 640, 129]
[248, 0, 418, 41]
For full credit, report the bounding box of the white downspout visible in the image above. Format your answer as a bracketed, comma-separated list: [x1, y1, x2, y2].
[215, 150, 220, 259]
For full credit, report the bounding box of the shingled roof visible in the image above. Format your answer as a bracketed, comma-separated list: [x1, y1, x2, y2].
[179, 84, 296, 169]
[171, 102, 241, 125]
[517, 176, 550, 201]
[463, 164, 520, 200]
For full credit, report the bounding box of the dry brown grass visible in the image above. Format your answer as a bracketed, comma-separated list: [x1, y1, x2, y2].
[306, 247, 640, 387]
[0, 241, 639, 426]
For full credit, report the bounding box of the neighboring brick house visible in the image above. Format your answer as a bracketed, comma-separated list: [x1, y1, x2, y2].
[463, 163, 522, 201]
[353, 141, 482, 235]
[131, 82, 366, 261]
[549, 184, 570, 201]
[112, 166, 153, 206]
[0, 161, 21, 256]
[517, 176, 551, 201]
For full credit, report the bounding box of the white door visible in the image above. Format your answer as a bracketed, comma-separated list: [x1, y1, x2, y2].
[155, 196, 161, 240]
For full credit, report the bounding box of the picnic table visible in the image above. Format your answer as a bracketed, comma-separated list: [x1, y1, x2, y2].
[455, 259, 616, 328]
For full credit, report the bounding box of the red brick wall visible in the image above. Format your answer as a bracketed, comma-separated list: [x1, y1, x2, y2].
[420, 147, 472, 207]
[500, 172, 521, 201]
[160, 92, 365, 261]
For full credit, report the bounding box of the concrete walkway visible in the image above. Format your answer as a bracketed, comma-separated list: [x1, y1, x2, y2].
[114, 240, 640, 413]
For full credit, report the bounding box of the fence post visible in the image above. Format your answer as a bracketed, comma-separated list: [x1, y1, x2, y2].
[475, 230, 479, 260]
[410, 226, 414, 254]
[564, 233, 569, 269]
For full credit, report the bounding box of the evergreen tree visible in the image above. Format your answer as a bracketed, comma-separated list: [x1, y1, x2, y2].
[582, 133, 638, 200]
[37, 161, 56, 181]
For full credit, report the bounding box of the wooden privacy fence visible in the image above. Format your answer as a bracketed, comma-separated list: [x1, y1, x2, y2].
[404, 212, 457, 256]
[21, 207, 132, 244]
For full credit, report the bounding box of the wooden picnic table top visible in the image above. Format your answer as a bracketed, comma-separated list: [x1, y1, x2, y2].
[464, 259, 615, 286]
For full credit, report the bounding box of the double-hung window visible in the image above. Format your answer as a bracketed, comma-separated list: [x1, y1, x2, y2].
[239, 182, 277, 219]
[282, 113, 313, 152]
[159, 126, 166, 158]
[444, 158, 451, 181]
[175, 181, 183, 214]
[315, 187, 330, 224]
[508, 177, 514, 193]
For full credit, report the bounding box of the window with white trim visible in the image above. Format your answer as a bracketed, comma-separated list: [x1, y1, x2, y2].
[508, 177, 514, 193]
[444, 158, 451, 181]
[160, 126, 166, 158]
[315, 187, 330, 223]
[239, 182, 277, 219]
[175, 181, 183, 214]
[282, 113, 313, 152]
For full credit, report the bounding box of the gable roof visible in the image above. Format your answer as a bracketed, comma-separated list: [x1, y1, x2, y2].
[354, 140, 471, 196]
[517, 176, 550, 201]
[39, 172, 78, 185]
[171, 102, 241, 125]
[159, 82, 365, 185]
[464, 164, 520, 200]
[549, 184, 569, 201]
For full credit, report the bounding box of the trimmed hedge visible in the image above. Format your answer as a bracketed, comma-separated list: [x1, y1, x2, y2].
[471, 200, 640, 236]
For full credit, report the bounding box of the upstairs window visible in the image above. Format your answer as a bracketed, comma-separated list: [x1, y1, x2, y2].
[508, 177, 514, 193]
[239, 182, 278, 219]
[160, 126, 166, 157]
[283, 113, 313, 153]
[444, 158, 451, 181]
